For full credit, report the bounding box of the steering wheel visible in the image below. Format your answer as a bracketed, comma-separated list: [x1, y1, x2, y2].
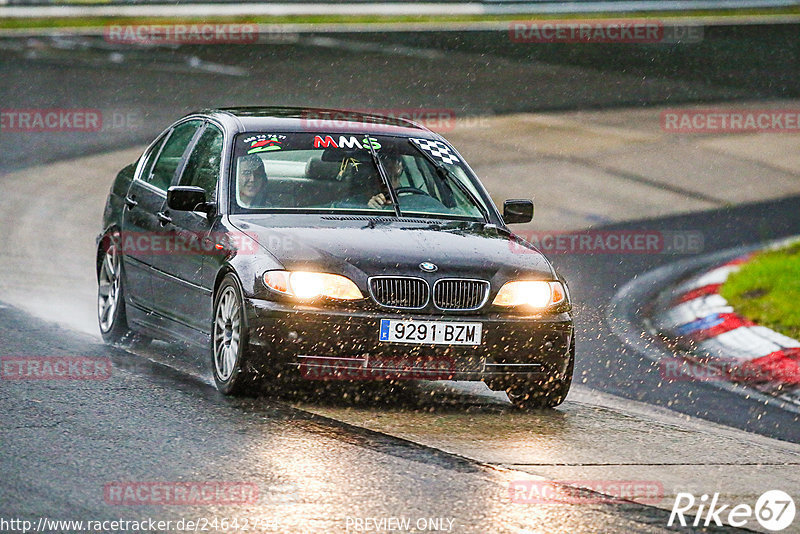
[394, 186, 428, 196]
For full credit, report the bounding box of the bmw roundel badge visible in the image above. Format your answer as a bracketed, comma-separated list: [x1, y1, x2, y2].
[419, 262, 438, 273]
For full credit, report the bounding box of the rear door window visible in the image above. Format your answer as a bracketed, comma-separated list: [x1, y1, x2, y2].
[179, 123, 224, 202]
[146, 119, 203, 191]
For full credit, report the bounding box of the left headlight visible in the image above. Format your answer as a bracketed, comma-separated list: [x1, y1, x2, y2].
[492, 280, 567, 309]
[263, 270, 364, 300]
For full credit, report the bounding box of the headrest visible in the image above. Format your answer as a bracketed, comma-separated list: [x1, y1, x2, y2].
[305, 157, 342, 181]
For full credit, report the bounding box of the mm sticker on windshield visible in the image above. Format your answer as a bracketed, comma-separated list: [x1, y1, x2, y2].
[312, 135, 381, 150]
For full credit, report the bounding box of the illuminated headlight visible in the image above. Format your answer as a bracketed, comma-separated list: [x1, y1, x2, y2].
[263, 271, 363, 300]
[492, 281, 567, 309]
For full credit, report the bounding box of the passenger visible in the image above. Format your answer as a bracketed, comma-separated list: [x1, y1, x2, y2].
[236, 155, 269, 208]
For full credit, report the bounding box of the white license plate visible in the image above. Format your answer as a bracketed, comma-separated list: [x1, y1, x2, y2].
[379, 319, 482, 345]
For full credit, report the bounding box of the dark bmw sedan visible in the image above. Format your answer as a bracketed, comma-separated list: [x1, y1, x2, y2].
[96, 107, 574, 408]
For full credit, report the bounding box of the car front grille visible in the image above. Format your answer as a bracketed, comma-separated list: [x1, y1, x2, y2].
[369, 277, 429, 309]
[433, 279, 490, 311]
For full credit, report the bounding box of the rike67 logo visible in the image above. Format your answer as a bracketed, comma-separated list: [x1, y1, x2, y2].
[669, 490, 795, 531]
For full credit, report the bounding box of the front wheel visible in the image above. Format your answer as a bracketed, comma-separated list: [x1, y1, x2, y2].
[506, 337, 575, 409]
[97, 237, 151, 348]
[212, 274, 259, 395]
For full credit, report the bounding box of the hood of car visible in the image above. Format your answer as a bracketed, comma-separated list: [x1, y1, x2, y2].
[229, 214, 556, 282]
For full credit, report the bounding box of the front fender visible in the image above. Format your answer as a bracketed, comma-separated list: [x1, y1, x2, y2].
[210, 223, 284, 299]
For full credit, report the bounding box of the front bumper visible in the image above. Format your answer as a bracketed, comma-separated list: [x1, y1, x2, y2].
[245, 297, 573, 386]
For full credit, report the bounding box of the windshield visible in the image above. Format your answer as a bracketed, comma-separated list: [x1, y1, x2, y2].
[230, 133, 488, 220]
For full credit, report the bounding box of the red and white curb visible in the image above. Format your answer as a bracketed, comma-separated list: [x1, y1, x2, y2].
[653, 254, 800, 391]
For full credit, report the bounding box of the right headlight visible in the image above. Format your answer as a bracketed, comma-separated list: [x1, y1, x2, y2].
[263, 270, 363, 301]
[492, 281, 566, 310]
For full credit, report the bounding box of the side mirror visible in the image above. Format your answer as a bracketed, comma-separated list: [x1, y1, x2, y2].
[167, 186, 210, 212]
[503, 199, 534, 224]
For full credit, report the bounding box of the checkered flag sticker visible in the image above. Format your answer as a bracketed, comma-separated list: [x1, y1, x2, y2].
[410, 138, 460, 165]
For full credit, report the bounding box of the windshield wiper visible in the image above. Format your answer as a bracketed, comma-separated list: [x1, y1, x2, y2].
[408, 139, 490, 223]
[365, 136, 401, 217]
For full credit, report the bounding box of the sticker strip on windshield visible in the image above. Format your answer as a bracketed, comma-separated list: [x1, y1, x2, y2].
[244, 134, 286, 154]
[410, 138, 460, 165]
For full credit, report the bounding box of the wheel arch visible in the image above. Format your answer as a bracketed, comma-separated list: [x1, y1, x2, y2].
[213, 264, 239, 300]
[96, 225, 121, 279]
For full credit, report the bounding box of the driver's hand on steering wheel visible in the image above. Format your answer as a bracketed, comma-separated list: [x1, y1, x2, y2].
[368, 193, 392, 209]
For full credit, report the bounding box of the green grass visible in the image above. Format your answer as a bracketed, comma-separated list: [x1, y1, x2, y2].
[720, 241, 800, 341]
[1, 7, 799, 31]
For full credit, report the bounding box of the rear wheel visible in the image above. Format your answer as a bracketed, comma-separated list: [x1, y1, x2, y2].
[97, 236, 151, 348]
[212, 274, 259, 395]
[506, 337, 575, 409]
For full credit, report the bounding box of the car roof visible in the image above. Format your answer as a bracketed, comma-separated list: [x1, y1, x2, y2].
[192, 106, 443, 139]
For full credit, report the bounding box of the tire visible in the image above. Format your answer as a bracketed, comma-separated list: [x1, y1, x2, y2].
[97, 235, 151, 348]
[506, 336, 575, 410]
[211, 273, 260, 395]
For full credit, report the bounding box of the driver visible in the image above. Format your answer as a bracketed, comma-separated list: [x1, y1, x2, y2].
[237, 154, 269, 208]
[367, 154, 404, 209]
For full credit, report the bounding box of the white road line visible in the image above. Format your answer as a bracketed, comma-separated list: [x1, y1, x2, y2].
[0, 3, 484, 18]
[1, 0, 798, 18]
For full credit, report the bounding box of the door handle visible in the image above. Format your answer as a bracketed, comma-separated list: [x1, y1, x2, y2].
[124, 195, 138, 209]
[156, 211, 172, 225]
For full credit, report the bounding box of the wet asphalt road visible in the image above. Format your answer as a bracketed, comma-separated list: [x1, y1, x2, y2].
[1, 24, 799, 532]
[1, 304, 726, 533]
